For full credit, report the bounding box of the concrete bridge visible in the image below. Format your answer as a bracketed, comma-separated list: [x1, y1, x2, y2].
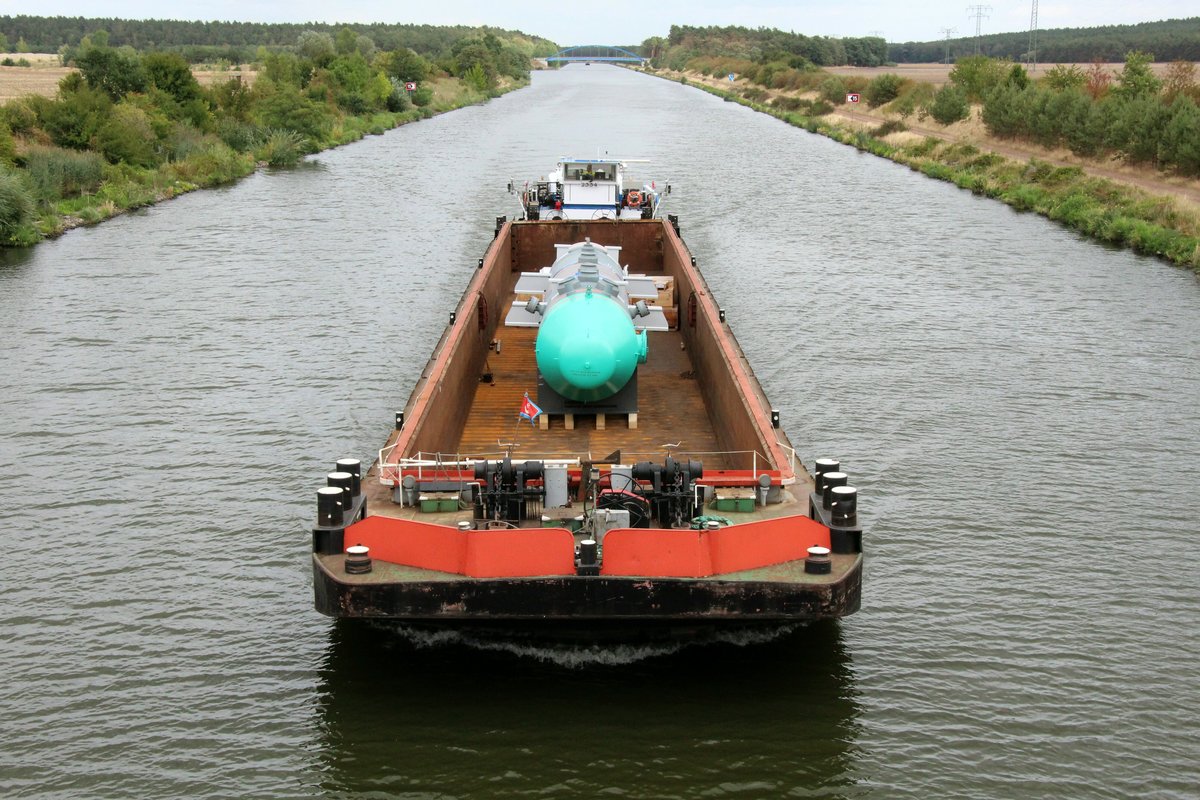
[546, 45, 645, 64]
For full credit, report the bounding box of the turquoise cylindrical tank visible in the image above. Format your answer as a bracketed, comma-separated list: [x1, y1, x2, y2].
[535, 288, 648, 402]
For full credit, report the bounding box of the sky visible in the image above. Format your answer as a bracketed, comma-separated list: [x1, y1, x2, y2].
[5, 1, 1196, 47]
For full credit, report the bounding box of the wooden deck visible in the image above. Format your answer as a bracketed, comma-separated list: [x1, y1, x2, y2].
[455, 277, 731, 469]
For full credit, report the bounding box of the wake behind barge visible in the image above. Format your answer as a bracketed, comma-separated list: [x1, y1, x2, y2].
[311, 160, 863, 639]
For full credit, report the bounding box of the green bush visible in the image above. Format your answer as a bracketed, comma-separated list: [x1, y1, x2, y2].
[843, 76, 869, 94]
[215, 117, 262, 152]
[165, 123, 212, 161]
[864, 74, 904, 107]
[385, 78, 413, 112]
[928, 84, 970, 125]
[1003, 184, 1049, 212]
[1, 99, 38, 135]
[0, 122, 13, 163]
[77, 47, 148, 99]
[1113, 51, 1162, 100]
[1158, 96, 1200, 175]
[810, 99, 834, 116]
[255, 129, 306, 166]
[0, 167, 33, 240]
[872, 119, 907, 137]
[771, 96, 805, 111]
[1042, 64, 1086, 91]
[21, 145, 106, 200]
[818, 76, 847, 104]
[1006, 64, 1031, 90]
[94, 103, 159, 167]
[981, 84, 1025, 138]
[168, 140, 250, 184]
[38, 85, 113, 150]
[949, 55, 1007, 102]
[411, 85, 434, 107]
[1107, 93, 1171, 164]
[143, 51, 203, 105]
[255, 85, 333, 143]
[886, 83, 935, 119]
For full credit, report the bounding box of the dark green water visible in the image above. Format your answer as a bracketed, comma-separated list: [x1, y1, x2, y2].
[1, 65, 1197, 799]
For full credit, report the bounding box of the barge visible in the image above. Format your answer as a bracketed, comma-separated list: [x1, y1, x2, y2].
[311, 159, 863, 640]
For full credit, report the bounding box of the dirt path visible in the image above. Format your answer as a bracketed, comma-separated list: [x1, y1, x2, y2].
[673, 69, 1200, 208]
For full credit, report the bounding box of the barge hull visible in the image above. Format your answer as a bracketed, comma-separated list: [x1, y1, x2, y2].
[314, 554, 862, 622]
[310, 213, 866, 635]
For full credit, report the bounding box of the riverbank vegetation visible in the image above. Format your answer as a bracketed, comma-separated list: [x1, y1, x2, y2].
[647, 54, 1200, 270]
[0, 22, 546, 246]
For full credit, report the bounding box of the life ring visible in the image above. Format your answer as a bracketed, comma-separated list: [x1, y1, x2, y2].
[626, 190, 643, 207]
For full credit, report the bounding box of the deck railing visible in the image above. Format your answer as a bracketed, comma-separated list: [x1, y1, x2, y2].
[378, 446, 778, 485]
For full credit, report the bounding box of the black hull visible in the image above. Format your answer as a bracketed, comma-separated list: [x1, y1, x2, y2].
[313, 554, 861, 642]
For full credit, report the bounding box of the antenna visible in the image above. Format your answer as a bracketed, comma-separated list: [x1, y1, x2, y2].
[938, 27, 958, 65]
[1028, 0, 1039, 72]
[966, 5, 991, 55]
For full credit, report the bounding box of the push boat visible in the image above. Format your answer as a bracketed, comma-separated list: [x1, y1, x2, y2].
[311, 159, 864, 640]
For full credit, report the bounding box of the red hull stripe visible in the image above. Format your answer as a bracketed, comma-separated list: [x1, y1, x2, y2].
[343, 516, 576, 578]
[343, 514, 829, 579]
[600, 515, 831, 578]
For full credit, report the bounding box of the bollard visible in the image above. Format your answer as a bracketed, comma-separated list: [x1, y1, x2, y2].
[335, 458, 361, 496]
[831, 485, 857, 526]
[317, 486, 345, 527]
[814, 458, 840, 493]
[344, 545, 372, 574]
[821, 472, 848, 509]
[804, 545, 832, 575]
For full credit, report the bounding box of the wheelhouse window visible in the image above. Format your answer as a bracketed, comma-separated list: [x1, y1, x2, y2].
[564, 162, 618, 182]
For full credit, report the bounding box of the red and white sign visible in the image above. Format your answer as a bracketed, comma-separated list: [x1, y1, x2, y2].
[405, 82, 417, 91]
[846, 93, 860, 103]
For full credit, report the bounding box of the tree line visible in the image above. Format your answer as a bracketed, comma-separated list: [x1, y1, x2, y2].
[889, 17, 1200, 64]
[0, 15, 558, 64]
[643, 25, 889, 71]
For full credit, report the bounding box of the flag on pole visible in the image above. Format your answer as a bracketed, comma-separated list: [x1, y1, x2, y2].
[519, 392, 543, 425]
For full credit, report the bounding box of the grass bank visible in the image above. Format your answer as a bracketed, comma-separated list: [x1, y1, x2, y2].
[5, 75, 525, 246]
[664, 72, 1200, 272]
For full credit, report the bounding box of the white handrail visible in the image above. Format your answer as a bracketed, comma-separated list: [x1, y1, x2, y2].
[379, 446, 780, 484]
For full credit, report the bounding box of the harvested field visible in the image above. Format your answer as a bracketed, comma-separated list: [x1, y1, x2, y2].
[0, 65, 68, 102]
[0, 54, 67, 102]
[0, 54, 256, 103]
[824, 61, 1198, 86]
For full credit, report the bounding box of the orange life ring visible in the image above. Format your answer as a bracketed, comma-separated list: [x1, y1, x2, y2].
[626, 190, 643, 207]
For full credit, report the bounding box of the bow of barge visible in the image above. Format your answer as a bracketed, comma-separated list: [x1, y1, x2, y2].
[311, 164, 863, 638]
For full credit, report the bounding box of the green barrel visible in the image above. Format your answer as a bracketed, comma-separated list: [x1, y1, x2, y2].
[535, 289, 648, 402]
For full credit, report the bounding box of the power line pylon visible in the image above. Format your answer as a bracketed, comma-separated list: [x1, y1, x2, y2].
[938, 26, 958, 65]
[966, 5, 992, 55]
[1028, 0, 1039, 72]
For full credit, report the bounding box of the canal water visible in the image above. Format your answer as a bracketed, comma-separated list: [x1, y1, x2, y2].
[1, 65, 1197, 799]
